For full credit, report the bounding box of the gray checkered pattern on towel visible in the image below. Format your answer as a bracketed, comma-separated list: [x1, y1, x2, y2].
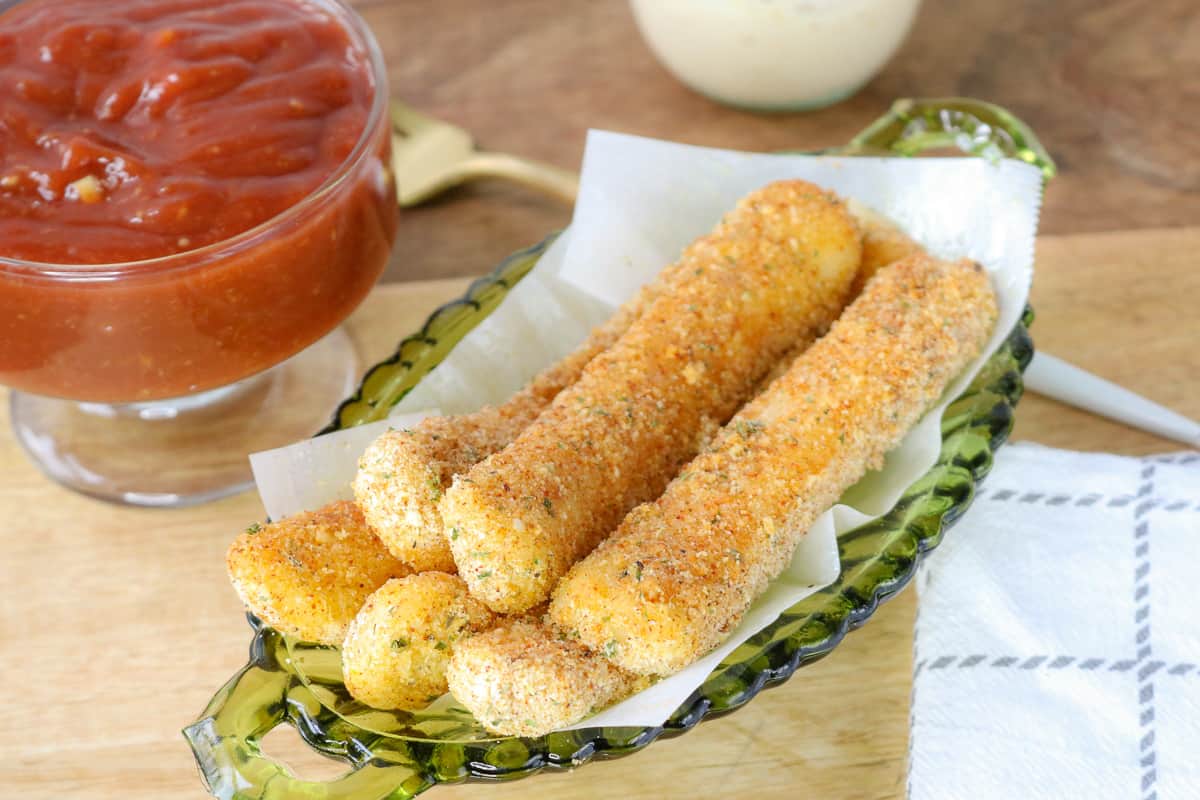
[909, 444, 1200, 800]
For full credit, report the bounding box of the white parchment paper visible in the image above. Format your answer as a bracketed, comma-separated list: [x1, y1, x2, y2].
[249, 130, 1043, 730]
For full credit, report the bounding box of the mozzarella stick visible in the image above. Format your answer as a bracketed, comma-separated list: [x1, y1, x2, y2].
[226, 501, 411, 645]
[345, 344, 804, 715]
[342, 573, 496, 710]
[442, 181, 863, 613]
[551, 254, 998, 676]
[349, 203, 908, 575]
[445, 620, 640, 737]
[354, 292, 651, 573]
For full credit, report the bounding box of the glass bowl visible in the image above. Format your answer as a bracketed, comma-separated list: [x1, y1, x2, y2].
[0, 0, 398, 506]
[186, 98, 1054, 798]
[630, 0, 923, 112]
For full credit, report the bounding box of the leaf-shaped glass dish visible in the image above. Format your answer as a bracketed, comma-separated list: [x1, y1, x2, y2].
[186, 97, 1053, 799]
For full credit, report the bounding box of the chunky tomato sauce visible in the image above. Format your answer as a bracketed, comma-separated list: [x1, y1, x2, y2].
[0, 0, 377, 263]
[0, 0, 398, 402]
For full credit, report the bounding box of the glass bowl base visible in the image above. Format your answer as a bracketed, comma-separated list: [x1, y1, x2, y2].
[10, 327, 359, 508]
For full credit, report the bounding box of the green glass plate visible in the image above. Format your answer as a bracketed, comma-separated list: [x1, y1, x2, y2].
[186, 98, 1054, 799]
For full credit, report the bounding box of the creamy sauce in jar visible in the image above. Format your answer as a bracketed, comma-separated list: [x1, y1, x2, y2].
[630, 0, 922, 110]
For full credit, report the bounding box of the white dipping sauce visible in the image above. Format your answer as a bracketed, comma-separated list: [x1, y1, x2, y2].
[630, 0, 923, 110]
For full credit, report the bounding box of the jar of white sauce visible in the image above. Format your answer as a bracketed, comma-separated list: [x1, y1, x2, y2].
[630, 0, 923, 111]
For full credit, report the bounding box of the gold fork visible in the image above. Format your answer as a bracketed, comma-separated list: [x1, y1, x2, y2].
[390, 101, 579, 207]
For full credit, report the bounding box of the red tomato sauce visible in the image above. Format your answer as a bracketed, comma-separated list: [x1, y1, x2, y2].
[0, 0, 377, 263]
[0, 0, 398, 402]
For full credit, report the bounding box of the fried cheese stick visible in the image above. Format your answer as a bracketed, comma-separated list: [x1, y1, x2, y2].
[342, 573, 495, 710]
[332, 204, 895, 706]
[353, 203, 914, 576]
[353, 293, 652, 573]
[445, 620, 640, 737]
[342, 345, 811, 716]
[442, 181, 863, 613]
[226, 501, 411, 645]
[550, 253, 998, 675]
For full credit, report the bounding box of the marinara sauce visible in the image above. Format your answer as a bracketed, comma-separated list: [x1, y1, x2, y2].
[0, 0, 397, 402]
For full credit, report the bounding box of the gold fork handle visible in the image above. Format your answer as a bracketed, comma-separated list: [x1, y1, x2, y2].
[459, 151, 580, 205]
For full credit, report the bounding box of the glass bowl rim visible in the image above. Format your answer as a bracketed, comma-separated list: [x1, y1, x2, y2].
[0, 0, 390, 282]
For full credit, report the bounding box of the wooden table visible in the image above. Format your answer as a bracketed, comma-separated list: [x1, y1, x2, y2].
[357, 0, 1200, 284]
[3, 2, 1199, 798]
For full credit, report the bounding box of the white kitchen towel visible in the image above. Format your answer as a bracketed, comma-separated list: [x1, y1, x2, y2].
[910, 442, 1200, 800]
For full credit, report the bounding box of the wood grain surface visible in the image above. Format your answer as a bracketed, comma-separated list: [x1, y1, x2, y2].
[1, 226, 1196, 799]
[349, 0, 1200, 284]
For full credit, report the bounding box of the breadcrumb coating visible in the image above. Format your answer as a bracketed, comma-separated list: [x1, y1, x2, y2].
[551, 254, 998, 675]
[226, 501, 411, 645]
[350, 197, 908, 580]
[342, 573, 496, 710]
[846, 199, 925, 296]
[352, 287, 656, 573]
[354, 344, 808, 720]
[442, 180, 863, 614]
[445, 620, 639, 737]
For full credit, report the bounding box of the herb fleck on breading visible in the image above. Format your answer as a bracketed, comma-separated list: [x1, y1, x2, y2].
[734, 419, 765, 438]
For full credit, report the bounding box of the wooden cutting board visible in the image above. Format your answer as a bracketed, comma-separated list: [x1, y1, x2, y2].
[0, 227, 1196, 800]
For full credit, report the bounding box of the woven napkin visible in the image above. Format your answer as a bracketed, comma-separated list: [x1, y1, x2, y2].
[910, 442, 1200, 799]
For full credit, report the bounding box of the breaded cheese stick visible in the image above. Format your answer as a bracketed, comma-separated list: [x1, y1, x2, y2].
[226, 501, 411, 645]
[344, 338, 811, 717]
[342, 573, 495, 710]
[352, 204, 910, 575]
[846, 199, 925, 295]
[353, 291, 652, 574]
[346, 343, 805, 715]
[445, 620, 639, 737]
[442, 181, 863, 613]
[551, 254, 998, 676]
